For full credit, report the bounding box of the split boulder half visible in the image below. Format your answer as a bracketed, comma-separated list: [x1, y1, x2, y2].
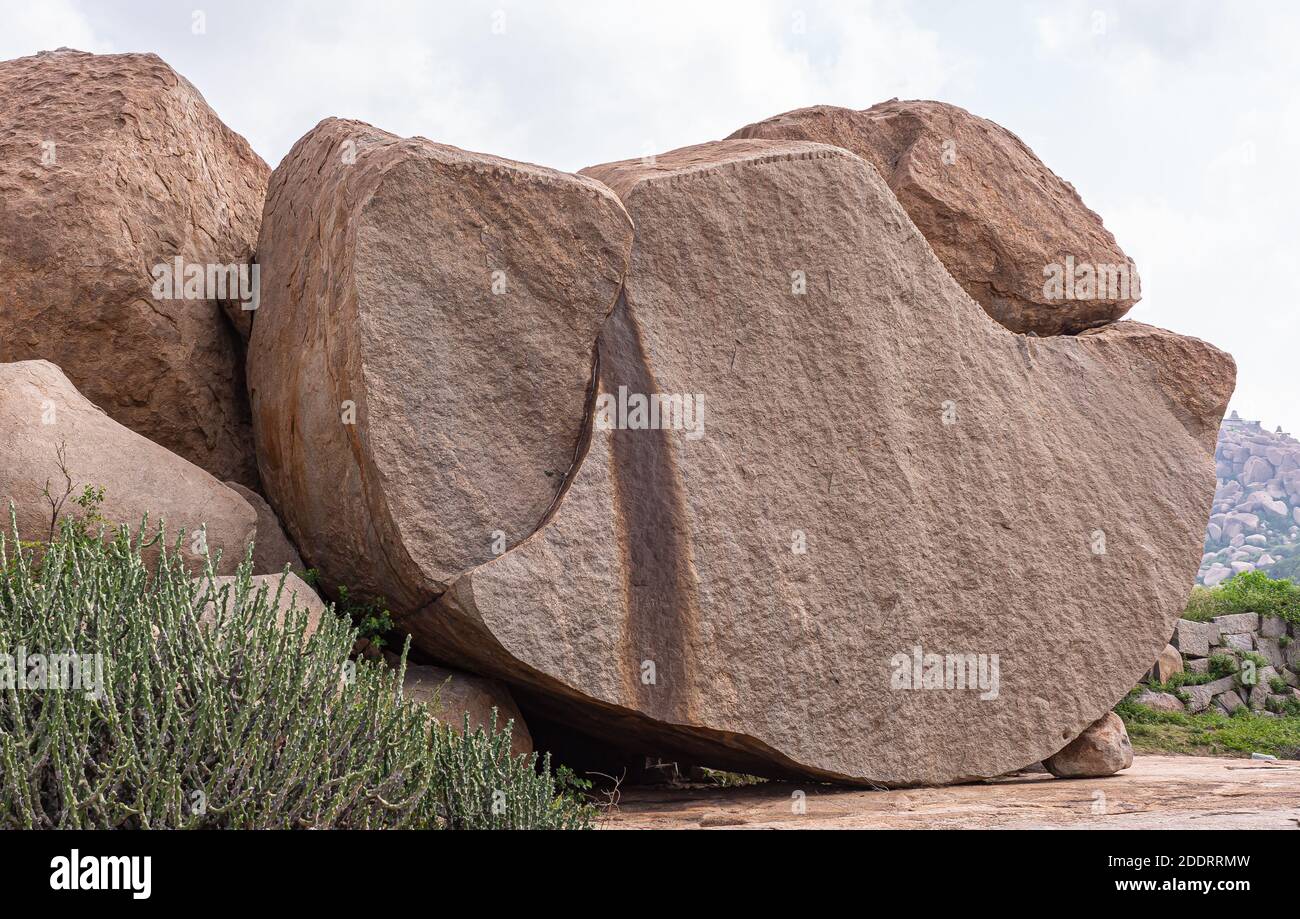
[730, 101, 1139, 336]
[0, 360, 255, 575]
[0, 50, 269, 485]
[247, 118, 633, 611]
[409, 138, 1233, 786]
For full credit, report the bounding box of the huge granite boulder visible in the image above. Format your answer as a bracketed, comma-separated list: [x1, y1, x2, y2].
[400, 138, 1232, 786]
[247, 118, 632, 611]
[729, 101, 1137, 336]
[0, 360, 255, 574]
[0, 50, 268, 485]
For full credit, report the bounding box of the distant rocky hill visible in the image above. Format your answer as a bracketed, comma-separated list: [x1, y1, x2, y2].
[1200, 414, 1300, 585]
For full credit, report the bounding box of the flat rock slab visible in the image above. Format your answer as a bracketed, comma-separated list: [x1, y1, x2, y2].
[0, 50, 268, 485]
[248, 118, 632, 612]
[413, 139, 1234, 786]
[605, 755, 1300, 829]
[730, 101, 1138, 336]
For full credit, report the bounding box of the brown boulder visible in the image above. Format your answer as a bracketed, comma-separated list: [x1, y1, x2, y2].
[1150, 643, 1184, 685]
[403, 138, 1232, 786]
[1133, 690, 1185, 714]
[0, 360, 255, 574]
[1045, 713, 1135, 778]
[401, 664, 533, 758]
[247, 118, 632, 611]
[225, 482, 305, 576]
[730, 101, 1137, 336]
[0, 50, 269, 485]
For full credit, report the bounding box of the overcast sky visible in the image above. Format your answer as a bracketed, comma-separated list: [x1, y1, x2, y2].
[4, 0, 1296, 434]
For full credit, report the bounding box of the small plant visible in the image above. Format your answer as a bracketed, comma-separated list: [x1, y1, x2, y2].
[1269, 676, 1289, 694]
[302, 569, 394, 650]
[1208, 653, 1238, 679]
[1242, 651, 1270, 671]
[334, 583, 395, 649]
[1148, 669, 1213, 692]
[698, 768, 767, 788]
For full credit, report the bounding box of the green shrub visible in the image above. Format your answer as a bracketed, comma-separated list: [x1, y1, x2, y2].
[1117, 696, 1300, 759]
[1183, 570, 1300, 624]
[0, 516, 591, 830]
[1242, 651, 1270, 672]
[1208, 653, 1238, 679]
[300, 570, 395, 651]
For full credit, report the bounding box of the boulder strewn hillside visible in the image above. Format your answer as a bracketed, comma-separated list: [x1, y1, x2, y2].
[1201, 413, 1300, 585]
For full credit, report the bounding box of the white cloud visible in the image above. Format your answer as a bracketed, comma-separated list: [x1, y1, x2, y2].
[0, 0, 108, 60]
[10, 0, 955, 171]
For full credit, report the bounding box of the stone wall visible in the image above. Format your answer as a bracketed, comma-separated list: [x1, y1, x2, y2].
[1138, 613, 1300, 715]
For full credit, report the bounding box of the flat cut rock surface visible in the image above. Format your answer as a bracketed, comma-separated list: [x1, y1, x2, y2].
[248, 118, 632, 612]
[605, 756, 1300, 829]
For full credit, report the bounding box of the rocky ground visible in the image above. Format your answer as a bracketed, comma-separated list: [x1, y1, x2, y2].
[1200, 414, 1300, 585]
[604, 755, 1300, 829]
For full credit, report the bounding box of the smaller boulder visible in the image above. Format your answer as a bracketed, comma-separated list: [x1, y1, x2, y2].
[1213, 690, 1246, 714]
[1212, 613, 1260, 634]
[194, 573, 328, 642]
[1255, 637, 1287, 670]
[1133, 690, 1184, 714]
[1220, 633, 1255, 654]
[1260, 617, 1288, 639]
[1043, 712, 1134, 778]
[728, 100, 1139, 335]
[1150, 644, 1183, 684]
[1183, 675, 1239, 713]
[401, 664, 533, 758]
[0, 360, 255, 575]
